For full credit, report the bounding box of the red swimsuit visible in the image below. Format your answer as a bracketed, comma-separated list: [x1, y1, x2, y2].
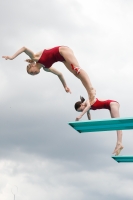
[90, 98, 118, 110]
[37, 46, 65, 68]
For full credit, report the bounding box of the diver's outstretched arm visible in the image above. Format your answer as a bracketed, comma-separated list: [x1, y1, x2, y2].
[44, 67, 71, 93]
[2, 47, 35, 60]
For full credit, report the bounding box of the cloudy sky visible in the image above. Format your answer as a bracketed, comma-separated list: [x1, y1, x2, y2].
[1, 0, 133, 199]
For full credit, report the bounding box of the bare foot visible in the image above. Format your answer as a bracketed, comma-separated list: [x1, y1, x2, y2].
[112, 146, 117, 154]
[113, 142, 124, 156]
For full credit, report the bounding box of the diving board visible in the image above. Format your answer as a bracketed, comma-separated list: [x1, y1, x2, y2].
[112, 155, 133, 163]
[68, 117, 133, 133]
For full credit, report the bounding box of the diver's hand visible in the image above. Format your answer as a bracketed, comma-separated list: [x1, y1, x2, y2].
[65, 86, 71, 94]
[2, 56, 12, 60]
[75, 115, 82, 121]
[25, 59, 35, 63]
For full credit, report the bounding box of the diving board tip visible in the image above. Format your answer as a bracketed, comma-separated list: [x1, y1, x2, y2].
[112, 155, 133, 163]
[68, 117, 133, 133]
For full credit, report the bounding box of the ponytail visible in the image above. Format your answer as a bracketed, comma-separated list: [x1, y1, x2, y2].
[80, 96, 85, 103]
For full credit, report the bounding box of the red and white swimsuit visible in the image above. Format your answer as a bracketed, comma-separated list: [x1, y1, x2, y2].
[37, 46, 65, 68]
[90, 98, 118, 110]
[37, 46, 81, 74]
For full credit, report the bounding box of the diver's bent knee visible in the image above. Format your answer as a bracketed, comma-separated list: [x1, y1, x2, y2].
[72, 71, 79, 78]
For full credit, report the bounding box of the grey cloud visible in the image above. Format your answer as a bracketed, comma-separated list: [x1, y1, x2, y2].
[1, 0, 133, 199]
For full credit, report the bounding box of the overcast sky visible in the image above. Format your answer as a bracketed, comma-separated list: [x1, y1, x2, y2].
[1, 0, 133, 199]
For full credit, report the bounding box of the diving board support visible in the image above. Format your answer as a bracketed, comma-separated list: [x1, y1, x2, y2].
[68, 117, 133, 133]
[112, 155, 133, 163]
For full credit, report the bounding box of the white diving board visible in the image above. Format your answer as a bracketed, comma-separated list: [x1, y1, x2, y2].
[112, 155, 133, 163]
[68, 117, 133, 133]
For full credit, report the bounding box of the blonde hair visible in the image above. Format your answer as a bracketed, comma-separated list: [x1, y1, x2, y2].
[26, 62, 40, 75]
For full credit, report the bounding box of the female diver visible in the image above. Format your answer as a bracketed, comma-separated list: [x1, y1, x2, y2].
[2, 46, 96, 110]
[75, 96, 124, 156]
